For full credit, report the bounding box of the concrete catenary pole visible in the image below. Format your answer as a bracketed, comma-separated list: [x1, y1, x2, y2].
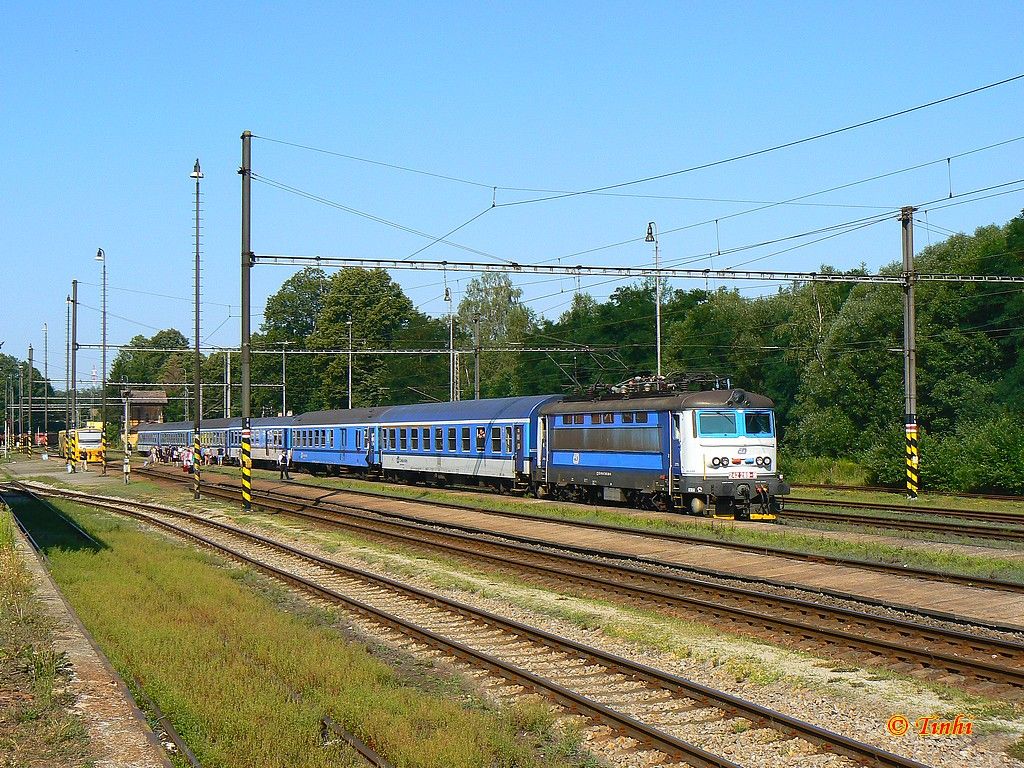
[65, 295, 71, 434]
[192, 158, 204, 500]
[901, 206, 919, 499]
[27, 345, 33, 449]
[240, 131, 253, 511]
[42, 323, 48, 437]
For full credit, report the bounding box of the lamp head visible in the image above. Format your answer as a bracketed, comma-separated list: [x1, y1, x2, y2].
[95, 247, 104, 262]
[645, 223, 656, 243]
[190, 158, 203, 179]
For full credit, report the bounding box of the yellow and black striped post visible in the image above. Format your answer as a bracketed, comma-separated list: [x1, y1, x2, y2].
[241, 422, 252, 511]
[193, 432, 201, 500]
[905, 421, 919, 499]
[99, 434, 106, 474]
[70, 431, 77, 469]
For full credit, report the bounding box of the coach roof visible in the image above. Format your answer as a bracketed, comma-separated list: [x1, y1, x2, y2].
[379, 395, 562, 424]
[292, 406, 397, 426]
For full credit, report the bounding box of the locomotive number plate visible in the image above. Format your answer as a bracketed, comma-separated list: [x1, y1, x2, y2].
[729, 470, 756, 479]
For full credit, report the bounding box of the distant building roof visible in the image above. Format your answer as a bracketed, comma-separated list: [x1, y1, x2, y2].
[123, 389, 168, 404]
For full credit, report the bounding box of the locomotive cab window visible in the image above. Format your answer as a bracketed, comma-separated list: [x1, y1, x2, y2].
[698, 411, 739, 436]
[745, 412, 774, 436]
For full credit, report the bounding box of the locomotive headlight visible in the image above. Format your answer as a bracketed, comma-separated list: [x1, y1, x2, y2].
[721, 456, 729, 467]
[755, 456, 764, 466]
[763, 457, 772, 469]
[711, 457, 721, 468]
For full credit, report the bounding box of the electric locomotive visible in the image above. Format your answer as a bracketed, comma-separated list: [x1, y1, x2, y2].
[535, 376, 787, 519]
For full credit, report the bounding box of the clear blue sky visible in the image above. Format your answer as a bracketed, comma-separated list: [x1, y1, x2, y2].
[2, 1, 1023, 387]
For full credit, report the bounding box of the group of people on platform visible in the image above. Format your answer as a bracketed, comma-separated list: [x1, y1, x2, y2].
[141, 445, 225, 470]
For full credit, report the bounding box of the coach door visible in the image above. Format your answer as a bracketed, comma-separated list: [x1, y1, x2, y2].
[514, 425, 525, 475]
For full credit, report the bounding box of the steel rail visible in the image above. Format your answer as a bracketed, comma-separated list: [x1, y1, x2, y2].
[139, 475, 1024, 687]
[138, 466, 1024, 596]
[21, 482, 929, 768]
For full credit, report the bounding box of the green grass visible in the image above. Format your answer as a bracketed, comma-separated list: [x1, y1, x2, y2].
[13, 494, 597, 768]
[0, 501, 92, 767]
[779, 456, 871, 486]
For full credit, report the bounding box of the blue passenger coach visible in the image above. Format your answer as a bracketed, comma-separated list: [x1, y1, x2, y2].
[375, 396, 559, 491]
[289, 407, 394, 474]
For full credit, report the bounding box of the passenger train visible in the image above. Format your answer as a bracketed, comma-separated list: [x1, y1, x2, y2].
[136, 378, 789, 519]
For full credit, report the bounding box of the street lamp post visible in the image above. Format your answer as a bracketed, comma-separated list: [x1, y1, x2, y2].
[445, 287, 454, 401]
[346, 319, 353, 409]
[645, 222, 662, 380]
[42, 323, 48, 439]
[278, 340, 294, 416]
[96, 248, 108, 473]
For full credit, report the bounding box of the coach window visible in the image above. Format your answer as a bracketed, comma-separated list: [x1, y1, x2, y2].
[422, 428, 430, 451]
[389, 428, 397, 449]
[622, 412, 634, 424]
[491, 427, 501, 452]
[411, 428, 419, 450]
[435, 427, 444, 450]
[562, 415, 572, 425]
[475, 427, 486, 452]
[573, 414, 584, 424]
[636, 412, 649, 423]
[602, 413, 614, 424]
[399, 429, 407, 450]
[505, 426, 513, 454]
[447, 427, 456, 452]
[356, 431, 362, 450]
[461, 427, 470, 452]
[590, 413, 601, 424]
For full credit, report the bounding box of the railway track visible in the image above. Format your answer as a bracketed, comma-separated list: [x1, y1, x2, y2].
[788, 496, 1024, 526]
[142, 466, 1024, 596]
[132, 470, 1024, 693]
[8, 481, 930, 768]
[781, 504, 1024, 543]
[793, 483, 1024, 503]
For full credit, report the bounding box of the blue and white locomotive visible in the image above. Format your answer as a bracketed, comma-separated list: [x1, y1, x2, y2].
[134, 378, 787, 518]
